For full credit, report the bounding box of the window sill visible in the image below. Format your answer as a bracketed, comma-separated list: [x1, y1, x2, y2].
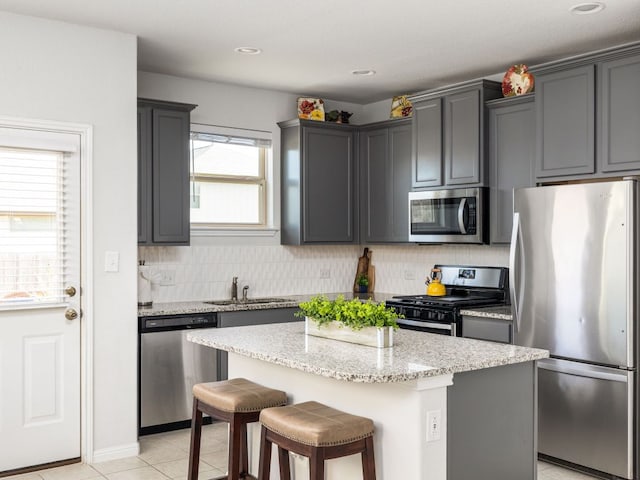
[191, 226, 279, 238]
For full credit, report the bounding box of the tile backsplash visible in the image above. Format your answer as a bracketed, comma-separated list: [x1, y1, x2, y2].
[138, 244, 509, 303]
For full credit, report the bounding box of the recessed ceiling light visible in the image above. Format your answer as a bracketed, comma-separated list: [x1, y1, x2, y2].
[570, 2, 605, 14]
[234, 47, 262, 55]
[351, 69, 376, 76]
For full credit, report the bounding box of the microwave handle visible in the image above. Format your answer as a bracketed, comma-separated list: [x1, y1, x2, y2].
[457, 198, 468, 234]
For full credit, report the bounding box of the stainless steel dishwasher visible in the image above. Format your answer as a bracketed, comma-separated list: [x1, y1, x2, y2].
[138, 312, 219, 435]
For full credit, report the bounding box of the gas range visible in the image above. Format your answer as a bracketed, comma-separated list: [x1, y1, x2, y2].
[386, 265, 509, 336]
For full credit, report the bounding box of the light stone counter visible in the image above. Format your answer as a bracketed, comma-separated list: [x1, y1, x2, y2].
[138, 292, 399, 317]
[459, 305, 513, 321]
[187, 322, 546, 383]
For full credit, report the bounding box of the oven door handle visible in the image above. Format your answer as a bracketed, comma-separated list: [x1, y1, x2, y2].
[457, 198, 468, 234]
[397, 318, 453, 331]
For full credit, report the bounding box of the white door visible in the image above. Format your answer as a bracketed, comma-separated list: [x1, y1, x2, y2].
[0, 127, 81, 473]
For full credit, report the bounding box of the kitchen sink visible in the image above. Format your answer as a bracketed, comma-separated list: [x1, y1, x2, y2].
[204, 297, 289, 306]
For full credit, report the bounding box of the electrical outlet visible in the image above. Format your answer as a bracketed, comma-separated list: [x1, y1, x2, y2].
[426, 409, 441, 442]
[404, 270, 415, 280]
[158, 269, 176, 286]
[319, 268, 331, 279]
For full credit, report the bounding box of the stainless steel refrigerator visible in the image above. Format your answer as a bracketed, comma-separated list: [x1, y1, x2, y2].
[511, 179, 638, 479]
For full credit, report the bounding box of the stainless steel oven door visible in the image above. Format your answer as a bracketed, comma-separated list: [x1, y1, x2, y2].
[408, 187, 486, 243]
[397, 318, 455, 336]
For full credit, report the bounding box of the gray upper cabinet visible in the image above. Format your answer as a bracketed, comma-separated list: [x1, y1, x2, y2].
[535, 46, 640, 180]
[487, 96, 535, 244]
[598, 53, 640, 173]
[409, 80, 501, 189]
[412, 98, 442, 188]
[535, 65, 595, 178]
[138, 98, 196, 246]
[280, 119, 357, 245]
[444, 89, 481, 185]
[360, 119, 411, 243]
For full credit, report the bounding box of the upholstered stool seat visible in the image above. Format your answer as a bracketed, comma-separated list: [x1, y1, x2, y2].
[258, 401, 376, 479]
[188, 378, 287, 480]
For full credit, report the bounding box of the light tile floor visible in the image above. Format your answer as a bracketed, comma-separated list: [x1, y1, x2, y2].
[3, 423, 600, 480]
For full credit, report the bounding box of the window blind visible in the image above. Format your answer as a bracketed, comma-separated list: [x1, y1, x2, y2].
[0, 148, 67, 305]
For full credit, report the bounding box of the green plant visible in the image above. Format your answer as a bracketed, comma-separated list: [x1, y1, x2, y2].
[296, 295, 401, 330]
[356, 274, 369, 287]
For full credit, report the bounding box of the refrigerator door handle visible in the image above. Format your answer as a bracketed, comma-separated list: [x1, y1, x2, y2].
[509, 212, 522, 332]
[457, 198, 468, 234]
[538, 359, 629, 383]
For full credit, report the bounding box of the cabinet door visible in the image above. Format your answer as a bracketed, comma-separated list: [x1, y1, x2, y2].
[489, 100, 535, 244]
[536, 65, 595, 178]
[599, 54, 640, 173]
[389, 123, 412, 242]
[360, 128, 390, 242]
[412, 98, 442, 188]
[137, 106, 152, 244]
[461, 316, 512, 343]
[303, 127, 355, 242]
[151, 108, 191, 244]
[444, 89, 481, 185]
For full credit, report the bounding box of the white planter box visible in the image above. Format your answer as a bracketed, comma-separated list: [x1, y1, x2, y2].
[304, 317, 393, 348]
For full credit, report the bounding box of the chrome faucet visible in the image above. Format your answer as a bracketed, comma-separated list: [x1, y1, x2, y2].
[242, 285, 249, 302]
[231, 277, 238, 302]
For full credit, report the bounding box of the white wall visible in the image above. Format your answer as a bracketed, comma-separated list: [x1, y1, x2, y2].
[0, 12, 138, 459]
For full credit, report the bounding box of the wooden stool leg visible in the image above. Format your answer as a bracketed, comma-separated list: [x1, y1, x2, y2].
[239, 422, 249, 476]
[258, 426, 272, 480]
[362, 436, 376, 480]
[228, 415, 243, 480]
[277, 446, 291, 480]
[309, 447, 325, 480]
[188, 398, 203, 480]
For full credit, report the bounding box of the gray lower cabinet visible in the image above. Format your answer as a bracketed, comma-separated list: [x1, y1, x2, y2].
[461, 315, 513, 344]
[448, 362, 536, 480]
[599, 53, 640, 173]
[409, 80, 501, 189]
[138, 98, 196, 245]
[487, 95, 535, 244]
[359, 119, 411, 243]
[279, 119, 357, 244]
[535, 65, 595, 178]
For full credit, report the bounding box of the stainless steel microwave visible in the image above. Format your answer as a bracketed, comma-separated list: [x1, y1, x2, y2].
[408, 187, 488, 244]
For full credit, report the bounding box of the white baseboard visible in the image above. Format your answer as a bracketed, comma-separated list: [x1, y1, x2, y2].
[89, 442, 140, 464]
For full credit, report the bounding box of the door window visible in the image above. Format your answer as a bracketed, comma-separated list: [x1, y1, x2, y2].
[0, 148, 68, 306]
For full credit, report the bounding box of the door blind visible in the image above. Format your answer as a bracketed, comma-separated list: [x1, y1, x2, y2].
[0, 147, 68, 306]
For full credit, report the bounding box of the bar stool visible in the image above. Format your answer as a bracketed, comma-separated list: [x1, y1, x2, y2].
[257, 401, 376, 480]
[188, 378, 287, 480]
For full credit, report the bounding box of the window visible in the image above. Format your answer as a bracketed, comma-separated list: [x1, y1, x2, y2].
[190, 125, 271, 227]
[0, 147, 67, 305]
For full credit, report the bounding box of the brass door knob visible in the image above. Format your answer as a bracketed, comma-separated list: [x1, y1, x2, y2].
[65, 308, 78, 321]
[65, 286, 77, 297]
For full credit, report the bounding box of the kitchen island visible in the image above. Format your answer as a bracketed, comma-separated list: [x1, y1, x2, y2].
[188, 322, 548, 480]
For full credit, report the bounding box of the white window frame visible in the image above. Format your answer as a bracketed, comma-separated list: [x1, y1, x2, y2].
[189, 123, 276, 238]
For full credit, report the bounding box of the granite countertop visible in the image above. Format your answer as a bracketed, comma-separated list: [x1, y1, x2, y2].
[459, 305, 513, 321]
[138, 292, 400, 317]
[187, 322, 548, 383]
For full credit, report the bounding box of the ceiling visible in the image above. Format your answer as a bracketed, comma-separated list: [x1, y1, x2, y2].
[1, 0, 639, 103]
